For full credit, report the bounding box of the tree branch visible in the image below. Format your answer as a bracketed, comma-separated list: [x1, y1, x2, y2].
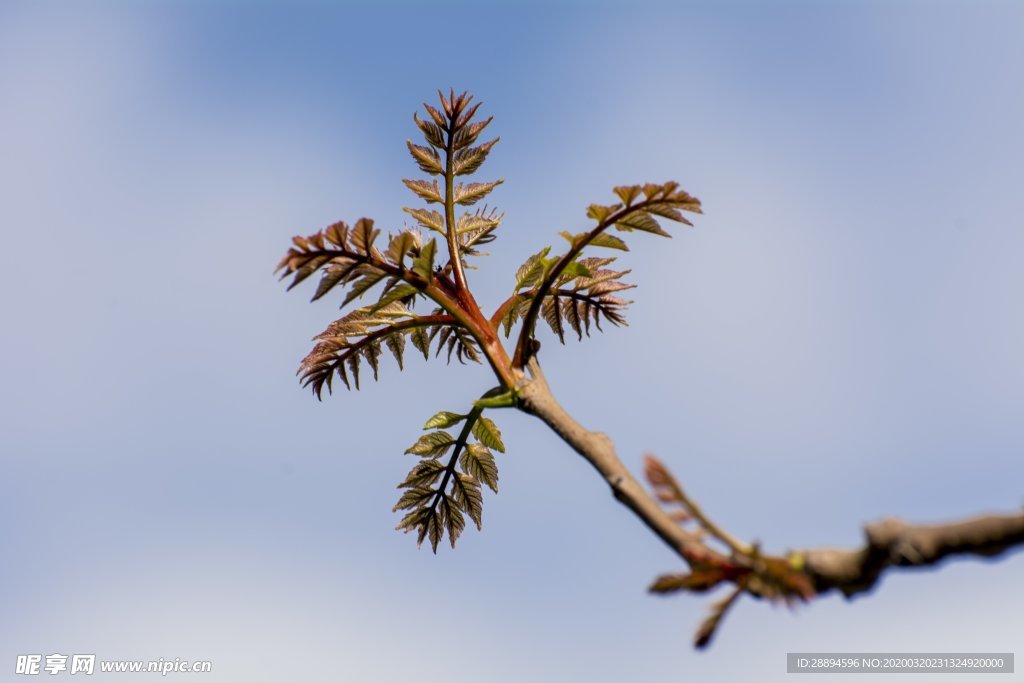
[514, 357, 728, 568]
[797, 511, 1024, 597]
[516, 355, 1024, 589]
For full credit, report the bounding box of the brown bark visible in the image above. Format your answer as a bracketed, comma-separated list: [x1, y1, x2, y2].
[515, 356, 1024, 597]
[801, 512, 1024, 597]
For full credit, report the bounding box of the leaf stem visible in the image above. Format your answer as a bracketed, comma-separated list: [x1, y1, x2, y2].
[443, 112, 468, 294]
[429, 402, 486, 515]
[512, 199, 663, 367]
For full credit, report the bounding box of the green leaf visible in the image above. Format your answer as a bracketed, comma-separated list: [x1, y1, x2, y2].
[405, 431, 456, 457]
[472, 416, 505, 452]
[396, 506, 431, 533]
[384, 230, 420, 267]
[398, 459, 446, 489]
[453, 138, 498, 176]
[363, 338, 382, 379]
[613, 185, 642, 206]
[351, 218, 380, 255]
[403, 207, 445, 233]
[558, 261, 593, 280]
[369, 283, 419, 313]
[586, 203, 619, 222]
[645, 203, 689, 225]
[473, 390, 518, 409]
[310, 261, 358, 302]
[460, 442, 499, 493]
[563, 298, 584, 340]
[406, 140, 443, 175]
[559, 231, 584, 248]
[454, 180, 503, 206]
[411, 239, 437, 280]
[450, 475, 484, 528]
[402, 178, 443, 204]
[441, 495, 465, 548]
[427, 507, 443, 552]
[384, 331, 405, 370]
[423, 411, 466, 430]
[515, 246, 551, 290]
[615, 211, 671, 237]
[410, 326, 430, 360]
[457, 209, 502, 235]
[501, 297, 527, 337]
[341, 269, 386, 307]
[393, 486, 435, 512]
[589, 233, 630, 251]
[346, 349, 361, 389]
[542, 296, 565, 343]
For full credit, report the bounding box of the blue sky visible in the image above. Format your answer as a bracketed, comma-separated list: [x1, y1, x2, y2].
[1, 1, 1022, 681]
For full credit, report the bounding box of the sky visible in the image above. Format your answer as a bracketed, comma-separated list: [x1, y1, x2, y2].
[1, 1, 1022, 681]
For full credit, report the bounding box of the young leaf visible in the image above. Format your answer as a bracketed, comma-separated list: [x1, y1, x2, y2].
[645, 203, 688, 225]
[406, 140, 443, 175]
[441, 327, 482, 365]
[450, 474, 484, 529]
[460, 442, 499, 493]
[454, 180, 503, 206]
[402, 178, 443, 204]
[341, 268, 387, 307]
[452, 117, 493, 149]
[398, 459, 446, 489]
[588, 233, 630, 251]
[310, 261, 359, 302]
[515, 246, 551, 290]
[393, 486, 436, 512]
[557, 261, 592, 280]
[363, 338, 382, 379]
[403, 207, 445, 233]
[426, 507, 443, 552]
[396, 506, 431, 533]
[369, 283, 419, 313]
[413, 111, 445, 148]
[615, 211, 671, 236]
[405, 431, 456, 457]
[563, 297, 584, 340]
[351, 218, 380, 255]
[384, 230, 421, 266]
[542, 295, 565, 343]
[411, 239, 437, 280]
[410, 326, 430, 360]
[457, 208, 502, 235]
[441, 495, 466, 548]
[423, 102, 446, 128]
[346, 351, 361, 389]
[501, 296, 527, 337]
[586, 203, 619, 222]
[384, 329, 406, 369]
[453, 138, 499, 176]
[613, 184, 642, 206]
[424, 411, 467, 430]
[472, 416, 505, 453]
